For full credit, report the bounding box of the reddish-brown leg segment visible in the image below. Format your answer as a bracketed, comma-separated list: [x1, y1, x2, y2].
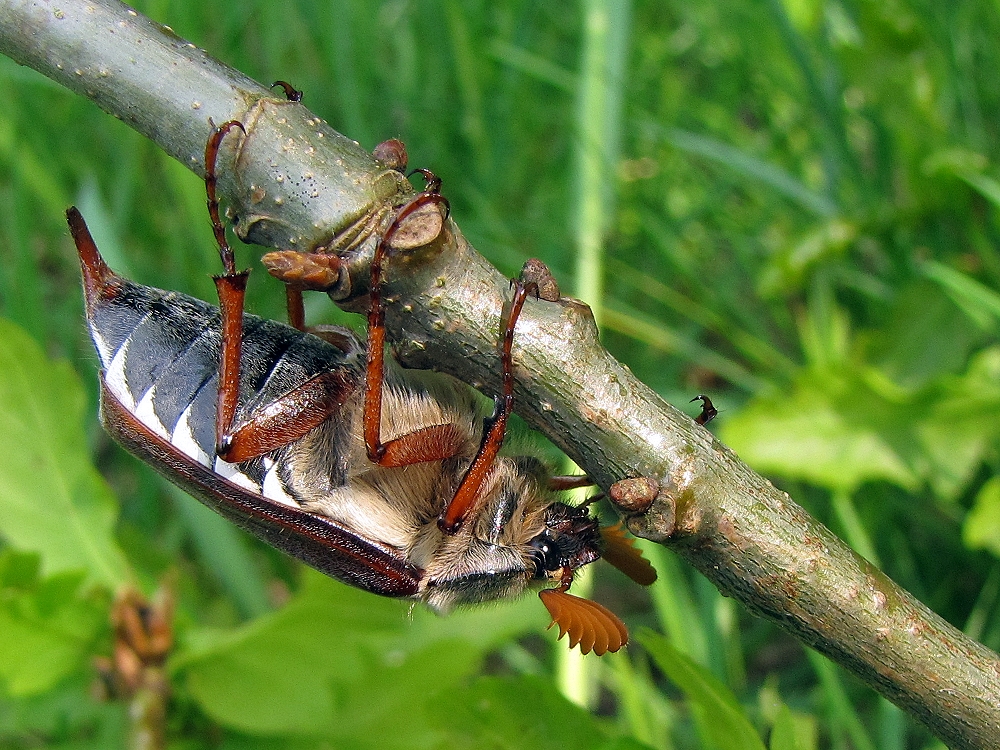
[361, 195, 537, 533]
[436, 279, 537, 534]
[220, 369, 358, 463]
[204, 121, 250, 458]
[362, 189, 464, 469]
[547, 475, 595, 492]
[204, 122, 358, 463]
[408, 168, 442, 194]
[286, 286, 306, 331]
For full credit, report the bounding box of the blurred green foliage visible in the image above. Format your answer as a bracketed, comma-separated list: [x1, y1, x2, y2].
[0, 0, 998, 747]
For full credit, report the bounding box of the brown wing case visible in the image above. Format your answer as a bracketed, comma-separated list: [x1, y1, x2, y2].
[102, 378, 421, 597]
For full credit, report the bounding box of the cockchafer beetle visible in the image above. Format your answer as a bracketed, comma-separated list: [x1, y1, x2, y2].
[69, 124, 655, 655]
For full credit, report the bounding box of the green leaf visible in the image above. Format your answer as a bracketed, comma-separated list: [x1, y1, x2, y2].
[963, 476, 1000, 557]
[0, 548, 41, 589]
[0, 552, 108, 696]
[431, 674, 648, 750]
[759, 677, 818, 750]
[640, 630, 766, 750]
[872, 279, 981, 388]
[177, 571, 407, 736]
[722, 347, 1000, 500]
[0, 672, 127, 748]
[0, 319, 129, 588]
[769, 704, 818, 750]
[720, 371, 917, 494]
[917, 347, 1000, 500]
[174, 568, 541, 739]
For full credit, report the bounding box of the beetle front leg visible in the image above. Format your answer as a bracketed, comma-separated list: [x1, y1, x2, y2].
[437, 279, 538, 534]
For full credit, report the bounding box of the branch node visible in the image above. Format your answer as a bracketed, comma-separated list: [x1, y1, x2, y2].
[609, 476, 659, 513]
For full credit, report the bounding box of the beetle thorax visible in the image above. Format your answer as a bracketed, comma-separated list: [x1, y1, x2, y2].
[414, 455, 554, 612]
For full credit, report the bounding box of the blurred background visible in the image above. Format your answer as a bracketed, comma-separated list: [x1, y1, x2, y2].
[1, 0, 998, 747]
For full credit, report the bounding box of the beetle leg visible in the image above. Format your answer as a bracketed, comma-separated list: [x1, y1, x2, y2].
[286, 286, 305, 331]
[205, 122, 362, 463]
[218, 369, 357, 463]
[409, 167, 442, 194]
[437, 279, 538, 534]
[213, 272, 249, 455]
[363, 188, 455, 467]
[205, 121, 246, 277]
[547, 475, 594, 492]
[205, 120, 252, 456]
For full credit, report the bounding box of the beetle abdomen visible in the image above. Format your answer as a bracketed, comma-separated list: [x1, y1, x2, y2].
[87, 277, 363, 502]
[69, 209, 421, 598]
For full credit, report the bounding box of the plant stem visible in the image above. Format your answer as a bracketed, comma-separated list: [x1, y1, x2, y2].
[557, 0, 631, 708]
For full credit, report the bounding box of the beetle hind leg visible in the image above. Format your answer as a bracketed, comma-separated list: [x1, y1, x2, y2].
[204, 122, 362, 464]
[204, 121, 253, 456]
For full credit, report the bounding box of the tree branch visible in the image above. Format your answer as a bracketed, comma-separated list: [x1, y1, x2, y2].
[3, 1, 998, 747]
